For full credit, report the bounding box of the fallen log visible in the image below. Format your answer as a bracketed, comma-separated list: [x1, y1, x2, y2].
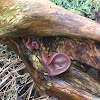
[0, 38, 100, 100]
[0, 0, 100, 100]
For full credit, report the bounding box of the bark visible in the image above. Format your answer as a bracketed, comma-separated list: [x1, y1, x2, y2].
[0, 38, 100, 100]
[41, 37, 100, 69]
[64, 38, 100, 69]
[0, 0, 100, 41]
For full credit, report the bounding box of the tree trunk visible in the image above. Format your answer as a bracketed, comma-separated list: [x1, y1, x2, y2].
[0, 0, 100, 41]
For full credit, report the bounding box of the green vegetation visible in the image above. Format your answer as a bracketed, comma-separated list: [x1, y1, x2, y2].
[51, 0, 100, 19]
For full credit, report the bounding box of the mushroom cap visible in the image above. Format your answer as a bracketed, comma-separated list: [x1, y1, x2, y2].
[42, 52, 71, 76]
[22, 37, 39, 52]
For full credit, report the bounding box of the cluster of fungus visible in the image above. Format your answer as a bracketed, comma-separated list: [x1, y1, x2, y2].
[22, 37, 39, 52]
[22, 37, 71, 76]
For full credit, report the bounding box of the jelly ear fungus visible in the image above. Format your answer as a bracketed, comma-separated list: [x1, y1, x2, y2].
[22, 37, 71, 76]
[22, 37, 40, 52]
[41, 52, 71, 76]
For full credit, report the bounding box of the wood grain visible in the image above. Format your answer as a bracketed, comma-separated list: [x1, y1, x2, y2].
[0, 0, 100, 41]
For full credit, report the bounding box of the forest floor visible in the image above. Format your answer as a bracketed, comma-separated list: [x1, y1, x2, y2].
[0, 45, 58, 100]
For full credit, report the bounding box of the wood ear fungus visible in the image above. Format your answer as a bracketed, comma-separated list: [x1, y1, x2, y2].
[41, 52, 71, 76]
[22, 37, 71, 76]
[22, 37, 39, 52]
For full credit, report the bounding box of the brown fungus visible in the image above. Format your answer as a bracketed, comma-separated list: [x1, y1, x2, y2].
[22, 37, 71, 76]
[22, 37, 39, 52]
[41, 52, 71, 76]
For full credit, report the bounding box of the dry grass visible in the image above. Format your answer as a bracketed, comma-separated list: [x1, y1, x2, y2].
[0, 45, 58, 100]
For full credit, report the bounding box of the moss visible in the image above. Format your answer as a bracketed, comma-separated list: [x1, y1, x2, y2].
[50, 0, 100, 19]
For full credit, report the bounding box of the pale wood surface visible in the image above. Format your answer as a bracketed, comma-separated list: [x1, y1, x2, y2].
[0, 0, 100, 41]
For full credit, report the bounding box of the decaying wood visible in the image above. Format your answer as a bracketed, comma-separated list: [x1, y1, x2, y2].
[0, 38, 100, 100]
[41, 37, 100, 69]
[95, 11, 100, 23]
[64, 38, 100, 69]
[0, 0, 100, 41]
